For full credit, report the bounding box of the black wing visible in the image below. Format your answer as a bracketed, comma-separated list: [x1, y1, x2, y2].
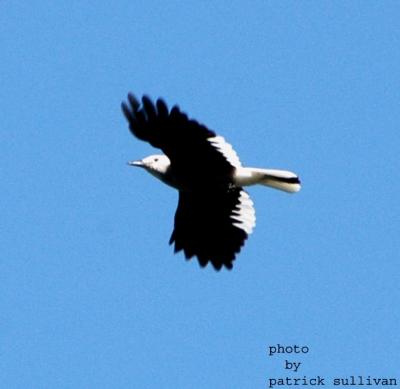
[169, 187, 256, 270]
[122, 94, 236, 188]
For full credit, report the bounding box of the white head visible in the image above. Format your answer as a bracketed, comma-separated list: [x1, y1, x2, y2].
[128, 154, 171, 181]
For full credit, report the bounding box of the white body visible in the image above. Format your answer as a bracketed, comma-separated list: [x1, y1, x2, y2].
[130, 154, 301, 193]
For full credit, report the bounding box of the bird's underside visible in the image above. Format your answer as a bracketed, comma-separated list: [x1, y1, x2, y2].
[122, 93, 300, 270]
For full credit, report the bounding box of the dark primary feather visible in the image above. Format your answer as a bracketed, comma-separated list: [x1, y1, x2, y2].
[169, 187, 248, 270]
[122, 94, 235, 188]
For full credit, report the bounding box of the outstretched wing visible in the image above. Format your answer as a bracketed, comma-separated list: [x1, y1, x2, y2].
[169, 187, 256, 270]
[122, 94, 242, 188]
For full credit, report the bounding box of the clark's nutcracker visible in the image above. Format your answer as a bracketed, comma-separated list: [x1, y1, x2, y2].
[122, 94, 301, 270]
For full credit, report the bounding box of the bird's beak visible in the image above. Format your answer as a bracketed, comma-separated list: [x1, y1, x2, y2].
[127, 160, 145, 167]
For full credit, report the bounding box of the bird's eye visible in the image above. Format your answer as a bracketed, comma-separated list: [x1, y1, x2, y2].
[154, 158, 158, 162]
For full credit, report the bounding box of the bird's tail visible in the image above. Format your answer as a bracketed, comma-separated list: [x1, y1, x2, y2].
[257, 168, 301, 193]
[234, 167, 301, 193]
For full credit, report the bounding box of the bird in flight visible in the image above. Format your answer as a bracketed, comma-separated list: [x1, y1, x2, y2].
[122, 94, 301, 270]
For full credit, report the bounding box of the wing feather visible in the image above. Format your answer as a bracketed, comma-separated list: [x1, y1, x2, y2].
[122, 94, 239, 188]
[169, 187, 255, 270]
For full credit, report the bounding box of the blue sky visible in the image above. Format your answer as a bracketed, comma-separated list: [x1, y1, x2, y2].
[1, 1, 399, 388]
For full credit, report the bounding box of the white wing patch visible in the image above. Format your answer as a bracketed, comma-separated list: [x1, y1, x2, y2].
[208, 137, 255, 234]
[208, 136, 242, 168]
[231, 190, 256, 235]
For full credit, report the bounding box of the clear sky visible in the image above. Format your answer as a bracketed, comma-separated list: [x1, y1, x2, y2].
[1, 1, 399, 388]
